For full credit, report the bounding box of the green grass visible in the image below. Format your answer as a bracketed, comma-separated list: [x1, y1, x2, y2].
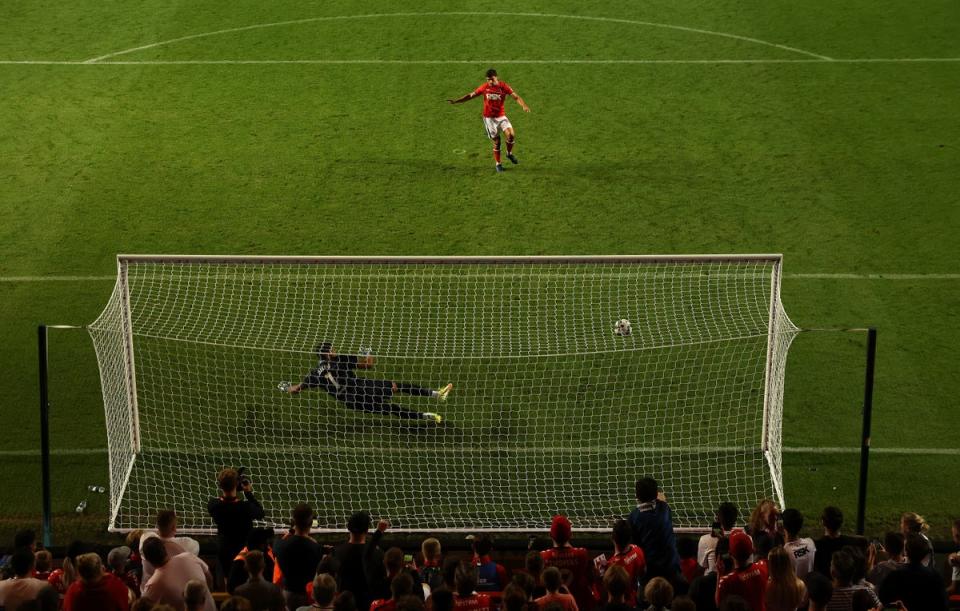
[1, 0, 958, 542]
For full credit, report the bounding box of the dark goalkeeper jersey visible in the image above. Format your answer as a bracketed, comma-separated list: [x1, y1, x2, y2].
[303, 354, 360, 397]
[302, 355, 393, 409]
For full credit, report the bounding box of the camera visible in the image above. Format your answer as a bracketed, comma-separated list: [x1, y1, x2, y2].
[238, 467, 251, 488]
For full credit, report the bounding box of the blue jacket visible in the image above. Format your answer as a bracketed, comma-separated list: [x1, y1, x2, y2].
[628, 500, 680, 574]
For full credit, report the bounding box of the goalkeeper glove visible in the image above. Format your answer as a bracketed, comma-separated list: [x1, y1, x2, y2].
[277, 381, 291, 393]
[360, 347, 373, 356]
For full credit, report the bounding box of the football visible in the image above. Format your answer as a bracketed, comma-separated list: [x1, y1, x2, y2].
[614, 319, 632, 336]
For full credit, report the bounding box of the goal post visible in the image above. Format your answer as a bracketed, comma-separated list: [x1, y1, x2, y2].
[89, 254, 798, 533]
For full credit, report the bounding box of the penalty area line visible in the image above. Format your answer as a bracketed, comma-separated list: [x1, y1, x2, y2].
[0, 275, 115, 282]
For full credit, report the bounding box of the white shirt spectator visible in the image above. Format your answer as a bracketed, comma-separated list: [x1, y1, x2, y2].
[698, 528, 745, 574]
[783, 537, 816, 578]
[139, 531, 200, 592]
[141, 551, 215, 611]
[697, 533, 719, 574]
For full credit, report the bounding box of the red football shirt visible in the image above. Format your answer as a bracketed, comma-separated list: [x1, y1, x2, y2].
[63, 573, 130, 611]
[716, 561, 768, 611]
[453, 593, 491, 611]
[607, 545, 646, 605]
[473, 81, 514, 118]
[541, 547, 597, 611]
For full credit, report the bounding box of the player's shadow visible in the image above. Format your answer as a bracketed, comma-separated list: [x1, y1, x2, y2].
[239, 404, 468, 447]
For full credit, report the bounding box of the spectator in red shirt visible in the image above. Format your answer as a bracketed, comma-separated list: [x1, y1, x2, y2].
[603, 520, 645, 606]
[64, 552, 131, 611]
[471, 536, 508, 592]
[34, 550, 53, 581]
[541, 516, 597, 611]
[535, 567, 578, 611]
[715, 531, 767, 611]
[676, 539, 700, 585]
[453, 561, 492, 611]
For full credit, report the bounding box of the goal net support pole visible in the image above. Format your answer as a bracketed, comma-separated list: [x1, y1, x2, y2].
[89, 255, 799, 533]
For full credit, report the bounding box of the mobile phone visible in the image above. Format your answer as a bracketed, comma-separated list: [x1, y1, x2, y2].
[404, 554, 413, 563]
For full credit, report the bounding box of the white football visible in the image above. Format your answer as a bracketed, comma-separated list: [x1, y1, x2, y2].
[614, 319, 632, 336]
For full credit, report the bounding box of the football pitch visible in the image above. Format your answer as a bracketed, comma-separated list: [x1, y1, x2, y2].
[1, 0, 958, 542]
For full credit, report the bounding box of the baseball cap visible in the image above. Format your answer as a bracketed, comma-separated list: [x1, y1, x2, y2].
[728, 530, 754, 562]
[107, 545, 132, 567]
[550, 515, 572, 544]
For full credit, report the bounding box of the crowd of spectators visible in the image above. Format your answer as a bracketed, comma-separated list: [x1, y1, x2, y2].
[1, 471, 957, 611]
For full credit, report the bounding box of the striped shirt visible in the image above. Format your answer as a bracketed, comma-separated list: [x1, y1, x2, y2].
[825, 584, 880, 610]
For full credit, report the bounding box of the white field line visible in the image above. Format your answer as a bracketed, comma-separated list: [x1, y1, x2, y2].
[790, 273, 960, 280]
[1, 445, 958, 457]
[3, 58, 960, 65]
[0, 275, 115, 282]
[1, 273, 957, 282]
[76, 12, 832, 64]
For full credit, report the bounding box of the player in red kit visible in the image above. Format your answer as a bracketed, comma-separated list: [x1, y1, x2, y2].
[447, 68, 531, 172]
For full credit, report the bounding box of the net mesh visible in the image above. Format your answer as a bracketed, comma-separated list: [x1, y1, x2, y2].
[89, 256, 797, 532]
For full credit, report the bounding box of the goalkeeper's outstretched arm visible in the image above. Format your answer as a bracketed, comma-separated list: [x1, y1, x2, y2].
[282, 382, 304, 394]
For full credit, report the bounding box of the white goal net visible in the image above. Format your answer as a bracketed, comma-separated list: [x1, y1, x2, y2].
[89, 255, 797, 533]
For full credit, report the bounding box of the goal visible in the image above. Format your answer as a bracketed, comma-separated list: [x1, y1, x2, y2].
[89, 255, 798, 533]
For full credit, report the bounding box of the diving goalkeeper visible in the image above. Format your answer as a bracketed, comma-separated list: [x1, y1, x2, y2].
[279, 342, 452, 423]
